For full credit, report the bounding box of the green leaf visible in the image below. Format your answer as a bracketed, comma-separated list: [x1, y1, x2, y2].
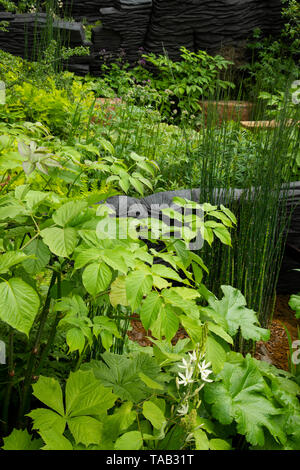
[209, 439, 232, 450]
[32, 376, 64, 415]
[0, 277, 40, 336]
[139, 372, 164, 391]
[82, 262, 112, 296]
[180, 316, 203, 344]
[67, 416, 103, 446]
[204, 286, 270, 342]
[209, 224, 232, 246]
[23, 239, 50, 274]
[143, 401, 166, 430]
[129, 176, 144, 196]
[208, 211, 233, 227]
[100, 330, 113, 351]
[289, 294, 300, 318]
[98, 137, 114, 154]
[41, 227, 78, 257]
[83, 352, 163, 403]
[220, 205, 237, 224]
[140, 291, 163, 330]
[0, 251, 30, 274]
[151, 264, 184, 283]
[204, 356, 285, 447]
[151, 304, 179, 341]
[126, 271, 153, 312]
[194, 428, 210, 450]
[109, 276, 128, 307]
[206, 335, 226, 374]
[65, 370, 117, 418]
[66, 328, 86, 353]
[101, 249, 128, 274]
[2, 429, 42, 450]
[24, 190, 48, 210]
[162, 288, 199, 318]
[74, 248, 102, 269]
[39, 429, 73, 450]
[28, 408, 66, 435]
[114, 431, 143, 450]
[207, 322, 233, 345]
[52, 200, 88, 227]
[103, 402, 136, 442]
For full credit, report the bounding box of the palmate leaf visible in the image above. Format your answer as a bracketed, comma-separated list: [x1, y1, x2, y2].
[203, 285, 270, 341]
[65, 370, 117, 418]
[0, 277, 40, 336]
[67, 416, 103, 447]
[39, 429, 73, 451]
[82, 352, 164, 403]
[29, 371, 117, 448]
[32, 376, 64, 415]
[28, 409, 66, 435]
[204, 355, 286, 447]
[2, 429, 42, 450]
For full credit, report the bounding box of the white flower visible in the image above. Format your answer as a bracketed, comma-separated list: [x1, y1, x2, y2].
[177, 402, 189, 416]
[198, 360, 213, 383]
[178, 368, 194, 386]
[178, 357, 190, 369]
[188, 351, 197, 362]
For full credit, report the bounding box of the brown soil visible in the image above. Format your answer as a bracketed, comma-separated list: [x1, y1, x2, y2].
[127, 295, 299, 372]
[127, 314, 187, 347]
[255, 295, 299, 371]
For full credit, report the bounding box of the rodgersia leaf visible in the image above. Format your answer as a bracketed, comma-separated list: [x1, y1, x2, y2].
[65, 370, 117, 418]
[82, 352, 164, 403]
[32, 376, 64, 416]
[203, 285, 270, 342]
[29, 371, 117, 448]
[204, 355, 285, 447]
[28, 409, 66, 436]
[2, 429, 42, 450]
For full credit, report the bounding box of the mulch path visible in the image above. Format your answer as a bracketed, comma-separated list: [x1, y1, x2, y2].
[255, 295, 299, 371]
[127, 295, 299, 371]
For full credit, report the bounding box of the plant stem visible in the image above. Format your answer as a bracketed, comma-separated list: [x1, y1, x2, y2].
[1, 331, 14, 436]
[18, 269, 57, 423]
[35, 272, 61, 376]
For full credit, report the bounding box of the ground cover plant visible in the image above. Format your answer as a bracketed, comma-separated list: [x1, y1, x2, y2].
[0, 0, 299, 451]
